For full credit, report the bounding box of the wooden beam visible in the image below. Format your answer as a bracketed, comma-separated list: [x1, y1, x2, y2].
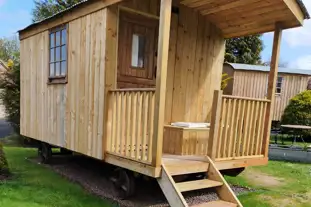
[105, 153, 161, 177]
[262, 24, 283, 157]
[208, 90, 223, 160]
[283, 0, 305, 25]
[152, 0, 172, 167]
[103, 5, 118, 159]
[19, 0, 123, 40]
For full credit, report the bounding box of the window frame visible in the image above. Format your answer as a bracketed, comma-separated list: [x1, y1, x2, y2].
[48, 24, 68, 84]
[275, 76, 283, 95]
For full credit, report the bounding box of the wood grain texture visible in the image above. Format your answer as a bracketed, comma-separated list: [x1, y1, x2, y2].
[20, 9, 107, 160]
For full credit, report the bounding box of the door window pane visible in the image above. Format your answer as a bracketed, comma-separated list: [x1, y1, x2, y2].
[131, 34, 145, 68]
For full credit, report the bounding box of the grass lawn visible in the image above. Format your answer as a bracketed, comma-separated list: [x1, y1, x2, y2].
[225, 161, 311, 207]
[0, 147, 115, 207]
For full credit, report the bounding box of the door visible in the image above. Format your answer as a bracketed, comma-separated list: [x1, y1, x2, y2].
[117, 11, 158, 88]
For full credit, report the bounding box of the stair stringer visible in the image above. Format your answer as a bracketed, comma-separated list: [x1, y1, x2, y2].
[157, 164, 188, 207]
[206, 157, 243, 207]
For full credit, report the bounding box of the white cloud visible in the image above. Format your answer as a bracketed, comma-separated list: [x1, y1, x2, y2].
[289, 55, 311, 69]
[283, 1, 311, 47]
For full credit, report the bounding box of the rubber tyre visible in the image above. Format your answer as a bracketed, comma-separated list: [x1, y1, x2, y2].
[38, 143, 52, 164]
[110, 168, 136, 199]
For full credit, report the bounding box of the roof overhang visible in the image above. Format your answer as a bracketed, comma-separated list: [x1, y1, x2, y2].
[19, 0, 309, 40]
[181, 0, 310, 38]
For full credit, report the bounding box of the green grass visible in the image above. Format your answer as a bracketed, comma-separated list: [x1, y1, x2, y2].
[270, 135, 311, 148]
[0, 147, 115, 207]
[225, 161, 311, 207]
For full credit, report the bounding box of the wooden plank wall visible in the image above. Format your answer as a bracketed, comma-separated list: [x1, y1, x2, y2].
[231, 70, 310, 121]
[20, 9, 107, 159]
[165, 4, 226, 124]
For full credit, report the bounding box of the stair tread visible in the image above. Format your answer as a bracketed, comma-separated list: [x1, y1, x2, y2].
[163, 158, 209, 176]
[177, 179, 223, 192]
[193, 200, 237, 207]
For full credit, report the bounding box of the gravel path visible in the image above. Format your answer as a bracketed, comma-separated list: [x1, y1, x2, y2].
[29, 155, 250, 207]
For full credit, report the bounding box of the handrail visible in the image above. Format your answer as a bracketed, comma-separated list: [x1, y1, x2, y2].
[222, 95, 271, 103]
[109, 88, 156, 92]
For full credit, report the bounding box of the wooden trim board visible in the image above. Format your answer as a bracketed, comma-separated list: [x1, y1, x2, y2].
[105, 153, 161, 177]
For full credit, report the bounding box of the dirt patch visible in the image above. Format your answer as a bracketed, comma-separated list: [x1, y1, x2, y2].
[243, 169, 284, 188]
[28, 155, 251, 207]
[259, 195, 297, 207]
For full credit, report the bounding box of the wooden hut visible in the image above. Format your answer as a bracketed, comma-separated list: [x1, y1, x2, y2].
[223, 63, 311, 122]
[18, 0, 309, 206]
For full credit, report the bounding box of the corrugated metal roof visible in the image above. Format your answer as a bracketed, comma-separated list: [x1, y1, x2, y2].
[225, 63, 311, 76]
[18, 0, 310, 33]
[18, 0, 89, 33]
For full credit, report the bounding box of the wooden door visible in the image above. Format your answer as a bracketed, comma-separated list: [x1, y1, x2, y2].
[117, 11, 158, 88]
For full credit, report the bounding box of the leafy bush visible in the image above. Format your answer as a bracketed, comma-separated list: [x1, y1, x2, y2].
[281, 90, 311, 137]
[0, 56, 20, 134]
[0, 143, 9, 176]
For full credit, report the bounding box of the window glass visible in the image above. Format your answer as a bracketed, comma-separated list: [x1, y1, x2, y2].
[61, 46, 66, 61]
[50, 48, 55, 62]
[50, 33, 55, 47]
[55, 47, 61, 61]
[55, 62, 60, 76]
[61, 61, 67, 76]
[49, 25, 67, 82]
[56, 31, 61, 46]
[50, 63, 55, 76]
[276, 76, 283, 94]
[61, 29, 66, 45]
[131, 34, 145, 68]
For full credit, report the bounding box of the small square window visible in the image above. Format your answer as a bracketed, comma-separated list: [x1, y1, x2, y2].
[276, 76, 283, 94]
[49, 25, 68, 84]
[131, 34, 145, 68]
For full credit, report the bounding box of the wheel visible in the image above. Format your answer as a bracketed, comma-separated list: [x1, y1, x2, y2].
[38, 143, 52, 164]
[110, 168, 135, 199]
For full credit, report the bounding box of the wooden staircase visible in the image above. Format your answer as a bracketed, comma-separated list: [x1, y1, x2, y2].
[157, 156, 242, 207]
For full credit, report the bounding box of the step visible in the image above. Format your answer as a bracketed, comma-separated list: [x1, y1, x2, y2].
[193, 200, 237, 207]
[176, 179, 223, 192]
[163, 158, 209, 176]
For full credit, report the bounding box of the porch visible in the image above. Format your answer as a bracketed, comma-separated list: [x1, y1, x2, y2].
[105, 88, 269, 176]
[102, 0, 307, 178]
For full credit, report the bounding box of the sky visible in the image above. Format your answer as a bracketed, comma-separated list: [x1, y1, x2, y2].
[1, 0, 311, 70]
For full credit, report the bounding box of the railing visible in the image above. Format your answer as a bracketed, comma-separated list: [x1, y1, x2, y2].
[209, 91, 270, 161]
[106, 89, 155, 164]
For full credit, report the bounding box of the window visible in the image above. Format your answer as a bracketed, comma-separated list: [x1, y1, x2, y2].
[49, 25, 67, 83]
[131, 34, 146, 68]
[276, 76, 283, 94]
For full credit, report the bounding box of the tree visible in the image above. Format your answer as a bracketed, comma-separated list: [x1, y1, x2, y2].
[225, 35, 264, 64]
[32, 0, 83, 22]
[0, 37, 20, 134]
[281, 90, 311, 138]
[0, 37, 19, 62]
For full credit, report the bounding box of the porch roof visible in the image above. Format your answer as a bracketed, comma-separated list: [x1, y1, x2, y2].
[181, 0, 309, 38]
[18, 0, 309, 39]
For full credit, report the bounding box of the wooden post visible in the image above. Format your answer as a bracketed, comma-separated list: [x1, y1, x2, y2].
[262, 23, 283, 157]
[152, 0, 172, 167]
[208, 90, 223, 160]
